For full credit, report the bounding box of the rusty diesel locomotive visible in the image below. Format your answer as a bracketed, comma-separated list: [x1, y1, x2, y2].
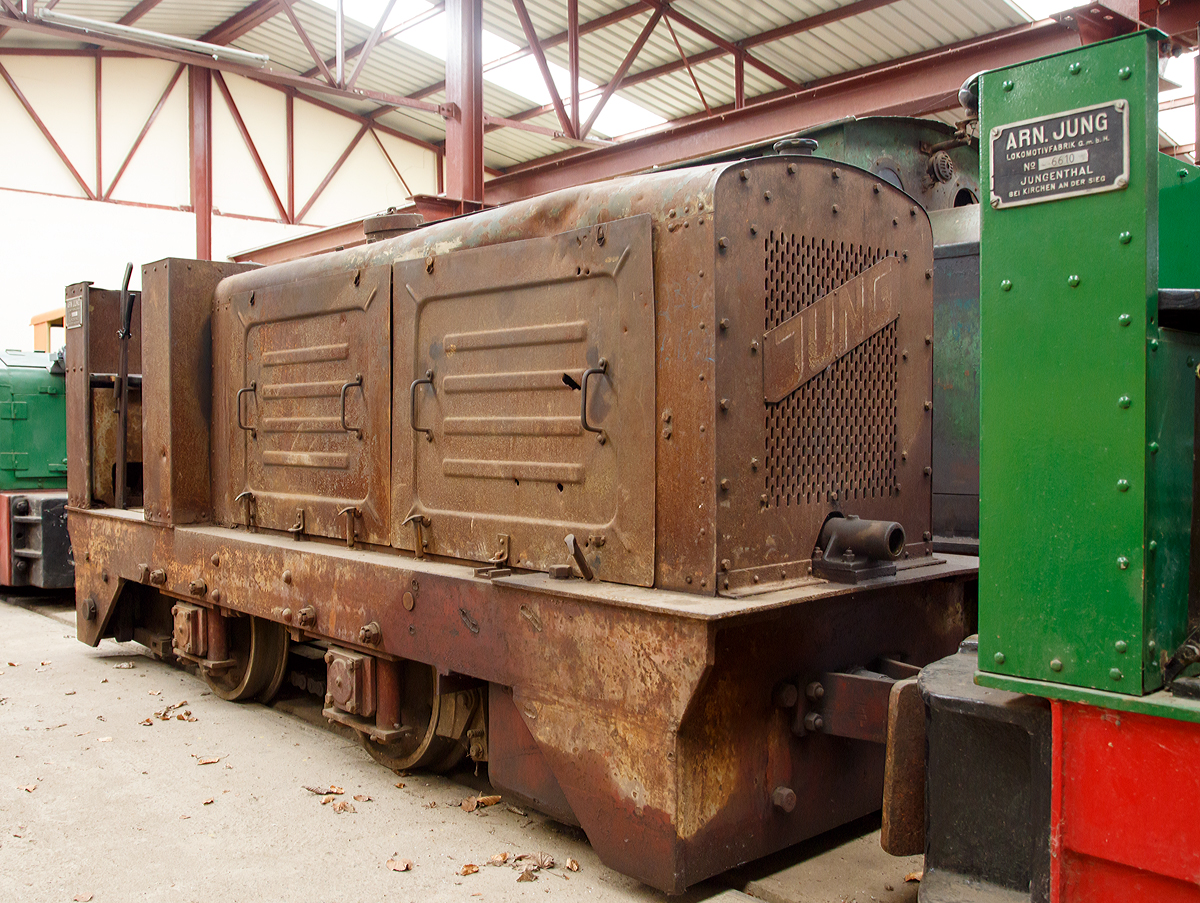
[66, 154, 976, 892]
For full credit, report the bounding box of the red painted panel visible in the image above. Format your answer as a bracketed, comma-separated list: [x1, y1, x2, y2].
[1061, 851, 1200, 902]
[0, 493, 11, 585]
[1053, 700, 1200, 901]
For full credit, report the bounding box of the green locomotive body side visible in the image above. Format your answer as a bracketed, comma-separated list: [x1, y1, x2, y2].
[0, 350, 68, 492]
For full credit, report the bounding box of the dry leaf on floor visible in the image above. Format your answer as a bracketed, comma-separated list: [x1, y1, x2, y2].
[303, 785, 343, 795]
[487, 852, 509, 866]
[321, 796, 333, 805]
[394, 782, 406, 789]
[517, 867, 538, 882]
[202, 798, 214, 805]
[386, 857, 413, 872]
[905, 870, 923, 883]
[477, 794, 501, 807]
[423, 801, 437, 809]
[100, 679, 107, 684]
[196, 756, 221, 766]
[73, 893, 93, 902]
[331, 800, 355, 814]
[148, 690, 161, 696]
[506, 805, 527, 816]
[179, 815, 190, 820]
[460, 864, 479, 876]
[139, 719, 153, 726]
[532, 852, 554, 869]
[353, 794, 371, 802]
[461, 797, 479, 812]
[40, 661, 51, 666]
[113, 662, 135, 669]
[566, 859, 580, 872]
[64, 691, 75, 696]
[6, 662, 17, 667]
[18, 785, 35, 793]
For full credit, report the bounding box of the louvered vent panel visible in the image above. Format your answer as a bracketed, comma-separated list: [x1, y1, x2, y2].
[763, 234, 899, 507]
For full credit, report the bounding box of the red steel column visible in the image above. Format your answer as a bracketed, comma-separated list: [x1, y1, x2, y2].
[444, 0, 484, 203]
[189, 65, 213, 260]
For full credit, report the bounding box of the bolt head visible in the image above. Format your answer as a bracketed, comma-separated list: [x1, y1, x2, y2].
[772, 786, 797, 812]
[1117, 556, 1130, 570]
[1050, 658, 1063, 672]
[994, 651, 1006, 665]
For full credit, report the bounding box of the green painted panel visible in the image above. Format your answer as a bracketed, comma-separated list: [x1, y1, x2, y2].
[975, 670, 1200, 724]
[0, 357, 67, 492]
[1159, 153, 1200, 289]
[1143, 329, 1200, 691]
[978, 34, 1159, 694]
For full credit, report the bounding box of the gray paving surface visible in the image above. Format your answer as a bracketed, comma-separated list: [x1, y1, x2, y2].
[0, 595, 923, 903]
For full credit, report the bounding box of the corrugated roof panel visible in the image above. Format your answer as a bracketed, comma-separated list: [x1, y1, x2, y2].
[1, 0, 1043, 171]
[136, 0, 259, 41]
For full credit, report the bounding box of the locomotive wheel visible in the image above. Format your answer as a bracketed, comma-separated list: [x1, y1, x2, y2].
[203, 616, 289, 702]
[360, 662, 479, 773]
[255, 627, 291, 703]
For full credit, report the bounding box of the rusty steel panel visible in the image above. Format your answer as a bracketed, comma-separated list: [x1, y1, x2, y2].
[881, 676, 926, 856]
[713, 159, 934, 593]
[65, 283, 141, 509]
[213, 265, 391, 544]
[393, 216, 655, 585]
[141, 259, 257, 525]
[90, 387, 142, 509]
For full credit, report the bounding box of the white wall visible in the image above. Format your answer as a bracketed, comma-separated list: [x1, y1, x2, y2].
[0, 190, 311, 350]
[0, 55, 441, 351]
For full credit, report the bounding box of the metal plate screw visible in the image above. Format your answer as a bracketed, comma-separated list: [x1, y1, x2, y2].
[1002, 79, 1014, 91]
[1050, 658, 1063, 672]
[994, 652, 1005, 664]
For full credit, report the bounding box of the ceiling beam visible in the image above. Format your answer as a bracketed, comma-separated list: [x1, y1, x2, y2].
[497, 0, 909, 132]
[484, 20, 1079, 204]
[639, 0, 801, 90]
[199, 0, 280, 46]
[118, 0, 166, 27]
[511, 0, 574, 137]
[300, 2, 444, 79]
[580, 7, 661, 138]
[0, 13, 446, 115]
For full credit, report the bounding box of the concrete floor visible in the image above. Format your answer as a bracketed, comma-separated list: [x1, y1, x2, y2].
[0, 596, 922, 903]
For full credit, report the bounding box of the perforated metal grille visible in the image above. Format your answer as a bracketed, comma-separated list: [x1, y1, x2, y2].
[764, 233, 898, 506]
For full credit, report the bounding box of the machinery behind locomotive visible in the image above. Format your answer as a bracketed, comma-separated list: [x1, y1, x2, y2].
[67, 153, 975, 892]
[0, 348, 72, 590]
